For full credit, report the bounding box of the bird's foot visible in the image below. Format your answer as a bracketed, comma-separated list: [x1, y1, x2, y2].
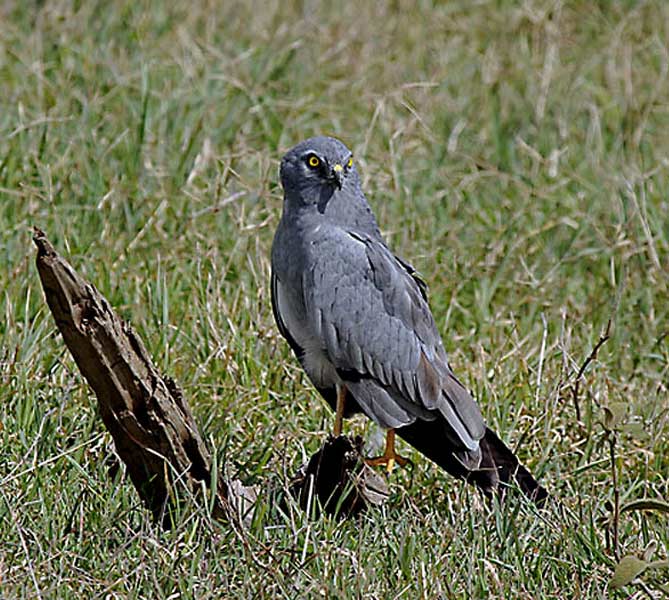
[365, 451, 411, 475]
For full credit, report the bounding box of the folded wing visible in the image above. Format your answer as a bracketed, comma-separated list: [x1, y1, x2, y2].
[303, 228, 486, 453]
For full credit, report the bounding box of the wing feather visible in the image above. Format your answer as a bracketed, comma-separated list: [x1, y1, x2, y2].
[304, 227, 485, 450]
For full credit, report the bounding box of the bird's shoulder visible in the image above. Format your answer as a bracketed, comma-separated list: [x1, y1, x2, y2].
[304, 226, 441, 354]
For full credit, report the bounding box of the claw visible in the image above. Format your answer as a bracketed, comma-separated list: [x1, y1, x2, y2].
[365, 429, 411, 474]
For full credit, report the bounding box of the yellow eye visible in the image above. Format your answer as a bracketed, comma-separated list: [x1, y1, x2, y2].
[347, 157, 353, 168]
[308, 155, 320, 168]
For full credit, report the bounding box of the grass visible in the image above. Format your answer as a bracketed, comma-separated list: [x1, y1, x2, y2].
[1, 0, 668, 597]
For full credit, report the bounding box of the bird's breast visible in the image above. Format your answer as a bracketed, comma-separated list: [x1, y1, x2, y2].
[273, 275, 340, 389]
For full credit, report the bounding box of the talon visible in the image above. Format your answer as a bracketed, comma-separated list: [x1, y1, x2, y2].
[365, 429, 410, 474]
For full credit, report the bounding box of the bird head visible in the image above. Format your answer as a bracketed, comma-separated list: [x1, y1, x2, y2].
[279, 136, 357, 209]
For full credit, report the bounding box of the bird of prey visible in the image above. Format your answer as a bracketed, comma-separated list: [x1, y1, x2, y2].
[271, 136, 547, 503]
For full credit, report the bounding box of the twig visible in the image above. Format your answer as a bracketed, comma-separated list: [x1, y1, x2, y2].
[571, 319, 611, 422]
[0, 487, 43, 599]
[607, 429, 620, 561]
[190, 190, 246, 219]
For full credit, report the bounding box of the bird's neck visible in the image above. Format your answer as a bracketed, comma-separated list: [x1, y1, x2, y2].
[312, 189, 384, 240]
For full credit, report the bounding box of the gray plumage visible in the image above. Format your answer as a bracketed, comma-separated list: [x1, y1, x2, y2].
[271, 136, 547, 502]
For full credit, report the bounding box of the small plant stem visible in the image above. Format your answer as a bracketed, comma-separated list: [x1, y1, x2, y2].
[608, 430, 620, 561]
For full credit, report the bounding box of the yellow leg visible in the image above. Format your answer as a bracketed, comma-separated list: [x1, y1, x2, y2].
[333, 384, 346, 437]
[366, 429, 411, 474]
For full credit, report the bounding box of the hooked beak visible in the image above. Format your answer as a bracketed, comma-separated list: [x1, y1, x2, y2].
[330, 163, 344, 190]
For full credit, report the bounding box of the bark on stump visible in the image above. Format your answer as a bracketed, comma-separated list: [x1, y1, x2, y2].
[33, 228, 228, 527]
[289, 435, 389, 519]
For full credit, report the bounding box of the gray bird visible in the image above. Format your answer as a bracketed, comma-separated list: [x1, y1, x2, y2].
[271, 135, 547, 502]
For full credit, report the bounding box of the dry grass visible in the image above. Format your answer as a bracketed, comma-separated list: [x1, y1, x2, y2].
[1, 1, 668, 597]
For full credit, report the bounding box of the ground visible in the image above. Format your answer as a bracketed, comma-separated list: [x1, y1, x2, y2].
[1, 1, 668, 598]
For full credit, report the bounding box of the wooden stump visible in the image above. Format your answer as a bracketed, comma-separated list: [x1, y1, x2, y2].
[33, 229, 229, 527]
[289, 435, 389, 519]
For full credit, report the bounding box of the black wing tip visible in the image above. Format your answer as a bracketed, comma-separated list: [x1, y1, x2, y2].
[475, 427, 549, 505]
[396, 421, 549, 506]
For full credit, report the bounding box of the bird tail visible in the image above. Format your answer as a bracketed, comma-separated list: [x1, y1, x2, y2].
[397, 422, 548, 505]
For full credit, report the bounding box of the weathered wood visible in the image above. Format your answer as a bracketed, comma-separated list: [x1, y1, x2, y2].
[33, 228, 229, 526]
